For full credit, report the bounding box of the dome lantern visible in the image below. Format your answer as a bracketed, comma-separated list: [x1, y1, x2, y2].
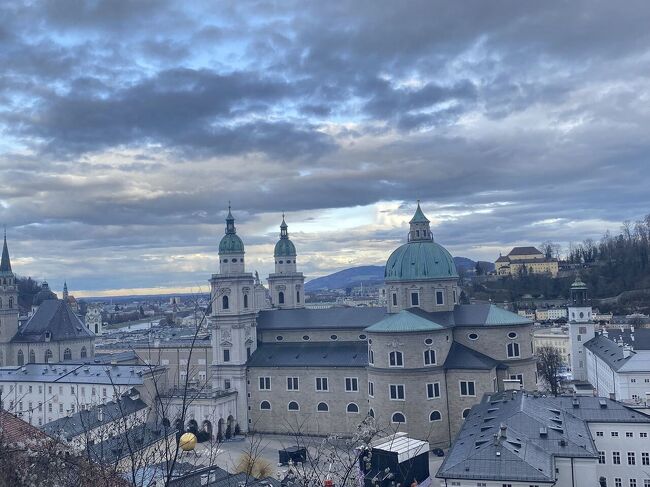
[408, 200, 433, 242]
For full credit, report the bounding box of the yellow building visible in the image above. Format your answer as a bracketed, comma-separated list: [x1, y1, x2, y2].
[495, 246, 559, 277]
[533, 327, 570, 366]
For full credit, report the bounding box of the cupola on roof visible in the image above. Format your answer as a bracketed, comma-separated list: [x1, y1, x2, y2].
[33, 281, 58, 307]
[274, 214, 296, 257]
[218, 205, 245, 254]
[385, 201, 458, 281]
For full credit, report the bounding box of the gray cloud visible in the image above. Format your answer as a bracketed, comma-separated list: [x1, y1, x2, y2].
[0, 1, 649, 292]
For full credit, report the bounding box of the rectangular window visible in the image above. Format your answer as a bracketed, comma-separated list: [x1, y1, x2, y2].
[615, 479, 621, 487]
[48, 386, 52, 394]
[641, 432, 648, 438]
[287, 377, 299, 391]
[612, 451, 620, 464]
[579, 326, 587, 334]
[630, 480, 637, 487]
[427, 382, 440, 399]
[259, 377, 271, 390]
[224, 379, 231, 390]
[316, 377, 328, 392]
[611, 431, 619, 437]
[223, 349, 230, 362]
[368, 381, 374, 397]
[436, 290, 444, 305]
[507, 342, 520, 358]
[628, 452, 636, 465]
[345, 377, 359, 392]
[424, 349, 436, 365]
[644, 480, 650, 487]
[626, 432, 634, 437]
[596, 431, 604, 436]
[389, 384, 405, 400]
[510, 374, 524, 385]
[598, 451, 605, 464]
[642, 452, 649, 465]
[392, 294, 397, 306]
[460, 381, 476, 396]
[59, 404, 63, 413]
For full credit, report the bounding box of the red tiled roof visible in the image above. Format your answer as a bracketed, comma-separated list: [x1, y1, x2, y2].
[0, 409, 52, 445]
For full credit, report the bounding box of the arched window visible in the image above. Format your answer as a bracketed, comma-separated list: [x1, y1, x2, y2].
[507, 342, 520, 358]
[288, 401, 299, 411]
[8, 297, 13, 309]
[429, 410, 442, 422]
[389, 351, 403, 367]
[44, 350, 53, 363]
[29, 350, 36, 363]
[317, 402, 329, 412]
[17, 350, 24, 366]
[369, 408, 375, 418]
[260, 401, 271, 410]
[423, 349, 436, 366]
[391, 412, 406, 424]
[222, 295, 229, 310]
[80, 347, 87, 359]
[63, 348, 72, 360]
[462, 408, 471, 419]
[346, 403, 359, 414]
[243, 294, 248, 308]
[278, 292, 285, 304]
[296, 291, 300, 303]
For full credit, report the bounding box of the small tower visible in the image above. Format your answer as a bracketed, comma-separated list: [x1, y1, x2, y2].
[62, 281, 69, 300]
[408, 201, 433, 242]
[267, 214, 305, 309]
[0, 233, 18, 352]
[568, 277, 595, 381]
[209, 205, 257, 432]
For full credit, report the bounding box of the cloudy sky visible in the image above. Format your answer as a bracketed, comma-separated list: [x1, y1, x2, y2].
[1, 1, 649, 297]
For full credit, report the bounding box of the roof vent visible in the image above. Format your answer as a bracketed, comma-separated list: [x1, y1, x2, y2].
[599, 399, 608, 408]
[572, 398, 580, 408]
[559, 439, 567, 447]
[539, 427, 548, 437]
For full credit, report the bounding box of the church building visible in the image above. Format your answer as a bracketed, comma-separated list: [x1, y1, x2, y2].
[174, 202, 537, 447]
[0, 235, 96, 367]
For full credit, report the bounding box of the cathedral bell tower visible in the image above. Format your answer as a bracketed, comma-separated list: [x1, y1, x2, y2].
[267, 215, 305, 309]
[210, 206, 257, 431]
[0, 233, 18, 366]
[568, 277, 595, 381]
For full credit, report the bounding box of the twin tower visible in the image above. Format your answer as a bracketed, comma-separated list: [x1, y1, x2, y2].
[208, 207, 304, 427]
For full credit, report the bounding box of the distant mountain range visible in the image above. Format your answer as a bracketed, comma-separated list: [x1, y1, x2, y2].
[305, 258, 494, 291]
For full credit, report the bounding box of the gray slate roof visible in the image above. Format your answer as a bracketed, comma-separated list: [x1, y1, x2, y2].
[437, 391, 650, 483]
[600, 328, 650, 350]
[257, 304, 530, 334]
[13, 299, 94, 343]
[257, 307, 388, 330]
[584, 334, 633, 371]
[87, 423, 169, 464]
[443, 342, 500, 370]
[247, 342, 367, 368]
[0, 363, 152, 385]
[42, 395, 147, 440]
[508, 246, 543, 256]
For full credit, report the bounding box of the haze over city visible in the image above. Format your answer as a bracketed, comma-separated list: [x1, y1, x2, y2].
[2, 1, 650, 295]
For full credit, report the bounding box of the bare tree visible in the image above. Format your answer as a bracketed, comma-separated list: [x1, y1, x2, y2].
[536, 346, 564, 396]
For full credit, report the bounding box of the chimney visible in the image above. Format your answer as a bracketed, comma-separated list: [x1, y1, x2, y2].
[623, 345, 633, 358]
[631, 325, 635, 333]
[98, 408, 104, 422]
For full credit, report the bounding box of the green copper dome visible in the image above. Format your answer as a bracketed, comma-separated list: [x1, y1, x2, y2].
[385, 240, 458, 281]
[274, 238, 296, 257]
[274, 215, 296, 257]
[219, 233, 244, 254]
[219, 205, 245, 254]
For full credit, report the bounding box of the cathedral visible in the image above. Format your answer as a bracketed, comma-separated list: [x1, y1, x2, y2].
[0, 235, 95, 367]
[186, 203, 537, 447]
